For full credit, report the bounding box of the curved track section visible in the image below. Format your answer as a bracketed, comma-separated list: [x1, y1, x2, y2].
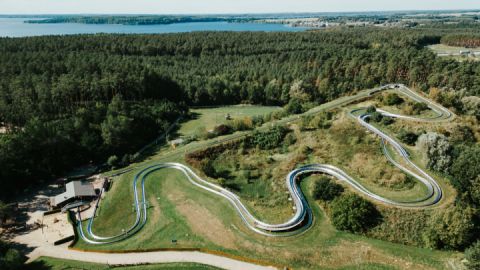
[78, 85, 453, 244]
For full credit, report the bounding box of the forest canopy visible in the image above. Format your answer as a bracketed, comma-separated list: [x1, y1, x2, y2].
[0, 28, 480, 200]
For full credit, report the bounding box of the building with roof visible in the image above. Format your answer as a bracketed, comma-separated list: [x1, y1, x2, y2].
[50, 181, 97, 208]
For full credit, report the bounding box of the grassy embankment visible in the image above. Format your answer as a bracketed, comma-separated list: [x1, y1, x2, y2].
[177, 105, 281, 137]
[70, 97, 463, 269]
[34, 257, 221, 270]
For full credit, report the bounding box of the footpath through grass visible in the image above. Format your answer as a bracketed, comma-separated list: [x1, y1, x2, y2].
[76, 94, 463, 269]
[74, 164, 461, 269]
[34, 257, 221, 270]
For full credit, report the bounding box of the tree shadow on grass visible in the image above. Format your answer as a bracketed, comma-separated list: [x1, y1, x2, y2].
[25, 260, 52, 270]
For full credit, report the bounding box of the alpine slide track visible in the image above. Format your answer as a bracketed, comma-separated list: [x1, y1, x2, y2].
[76, 84, 454, 244]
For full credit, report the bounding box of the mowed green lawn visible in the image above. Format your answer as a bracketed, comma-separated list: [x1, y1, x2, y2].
[178, 105, 281, 136]
[33, 257, 221, 270]
[73, 156, 461, 269]
[71, 96, 463, 269]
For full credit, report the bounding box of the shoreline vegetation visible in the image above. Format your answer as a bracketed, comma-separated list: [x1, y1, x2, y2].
[20, 9, 480, 27]
[25, 16, 256, 25]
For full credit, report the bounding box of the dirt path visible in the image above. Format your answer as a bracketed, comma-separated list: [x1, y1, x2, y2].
[11, 216, 277, 270]
[8, 181, 278, 270]
[27, 245, 277, 270]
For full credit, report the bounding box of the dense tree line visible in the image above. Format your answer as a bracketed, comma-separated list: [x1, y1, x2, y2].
[441, 34, 480, 48]
[26, 15, 253, 25]
[0, 27, 479, 201]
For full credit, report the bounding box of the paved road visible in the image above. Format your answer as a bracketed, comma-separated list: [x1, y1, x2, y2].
[27, 245, 277, 270]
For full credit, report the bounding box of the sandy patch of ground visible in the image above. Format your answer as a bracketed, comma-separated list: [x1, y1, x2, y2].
[42, 212, 73, 242]
[166, 190, 237, 249]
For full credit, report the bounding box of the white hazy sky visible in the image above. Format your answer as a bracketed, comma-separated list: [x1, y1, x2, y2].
[0, 0, 478, 15]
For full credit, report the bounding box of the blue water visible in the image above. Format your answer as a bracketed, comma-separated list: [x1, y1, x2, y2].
[0, 18, 308, 37]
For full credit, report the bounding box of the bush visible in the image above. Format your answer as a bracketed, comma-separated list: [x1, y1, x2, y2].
[283, 133, 297, 146]
[285, 99, 304, 114]
[423, 206, 477, 250]
[380, 116, 394, 125]
[193, 127, 211, 140]
[311, 111, 333, 129]
[312, 176, 344, 201]
[412, 102, 429, 114]
[248, 126, 289, 150]
[369, 112, 384, 122]
[461, 96, 480, 119]
[330, 194, 381, 233]
[449, 126, 476, 144]
[229, 117, 254, 131]
[398, 129, 419, 145]
[465, 241, 480, 270]
[417, 132, 452, 174]
[213, 124, 232, 136]
[107, 155, 119, 168]
[450, 145, 480, 195]
[0, 241, 25, 270]
[383, 93, 404, 106]
[121, 154, 131, 166]
[366, 105, 376, 113]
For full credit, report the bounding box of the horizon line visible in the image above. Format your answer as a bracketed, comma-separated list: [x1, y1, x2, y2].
[1, 8, 479, 16]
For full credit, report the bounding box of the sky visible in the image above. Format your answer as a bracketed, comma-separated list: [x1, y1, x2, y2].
[0, 0, 478, 15]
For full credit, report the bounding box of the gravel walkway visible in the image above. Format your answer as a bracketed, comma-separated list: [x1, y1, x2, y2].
[28, 245, 278, 270]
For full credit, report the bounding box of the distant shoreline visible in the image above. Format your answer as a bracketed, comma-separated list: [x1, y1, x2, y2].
[1, 8, 480, 17]
[9, 9, 479, 26]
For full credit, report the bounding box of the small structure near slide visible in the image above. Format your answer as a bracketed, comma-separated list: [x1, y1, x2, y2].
[49, 181, 97, 209]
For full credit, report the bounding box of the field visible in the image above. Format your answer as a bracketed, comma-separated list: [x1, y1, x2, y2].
[33, 257, 221, 270]
[68, 92, 466, 269]
[177, 105, 281, 137]
[428, 44, 480, 61]
[76, 160, 461, 269]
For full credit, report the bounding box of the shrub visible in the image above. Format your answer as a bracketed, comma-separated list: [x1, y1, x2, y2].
[449, 126, 476, 144]
[330, 194, 381, 233]
[465, 241, 480, 270]
[461, 96, 480, 119]
[283, 133, 297, 146]
[213, 124, 232, 136]
[229, 117, 254, 131]
[398, 129, 419, 145]
[107, 155, 119, 168]
[369, 112, 384, 122]
[131, 152, 141, 162]
[311, 111, 333, 129]
[251, 115, 264, 127]
[285, 99, 304, 114]
[300, 115, 313, 130]
[312, 176, 344, 201]
[383, 93, 404, 106]
[248, 126, 289, 150]
[412, 102, 429, 114]
[366, 105, 376, 113]
[0, 240, 25, 270]
[380, 116, 394, 125]
[450, 145, 480, 194]
[120, 154, 131, 166]
[417, 132, 452, 174]
[423, 206, 477, 250]
[193, 126, 210, 140]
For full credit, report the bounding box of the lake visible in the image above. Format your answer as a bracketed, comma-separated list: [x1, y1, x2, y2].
[0, 18, 308, 37]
